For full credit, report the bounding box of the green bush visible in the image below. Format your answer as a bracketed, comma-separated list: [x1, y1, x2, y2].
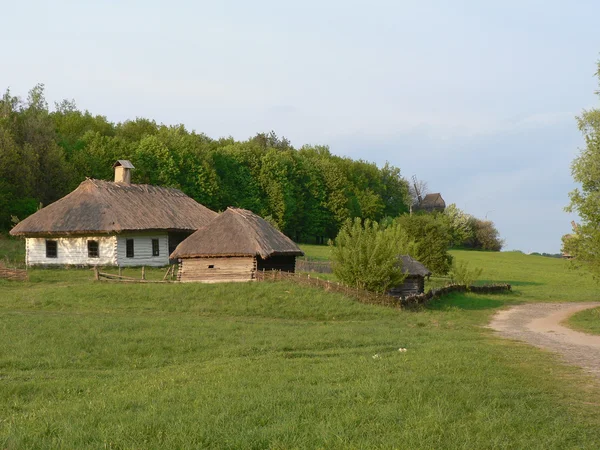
[394, 213, 453, 275]
[449, 261, 483, 287]
[470, 218, 504, 251]
[330, 218, 414, 293]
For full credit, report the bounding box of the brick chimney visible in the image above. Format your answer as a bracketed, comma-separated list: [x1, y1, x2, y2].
[113, 160, 135, 184]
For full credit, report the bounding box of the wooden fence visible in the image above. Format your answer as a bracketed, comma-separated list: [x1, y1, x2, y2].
[0, 263, 28, 281]
[256, 270, 511, 309]
[94, 265, 176, 283]
[296, 259, 333, 274]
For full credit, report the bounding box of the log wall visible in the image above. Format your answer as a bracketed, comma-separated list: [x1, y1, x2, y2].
[178, 256, 256, 283]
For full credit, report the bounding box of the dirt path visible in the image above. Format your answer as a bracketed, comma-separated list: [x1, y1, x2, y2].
[489, 302, 600, 377]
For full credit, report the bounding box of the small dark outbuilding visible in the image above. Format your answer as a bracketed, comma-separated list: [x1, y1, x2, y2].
[387, 255, 432, 298]
[170, 208, 304, 283]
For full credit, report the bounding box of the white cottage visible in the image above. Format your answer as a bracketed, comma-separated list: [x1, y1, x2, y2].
[10, 161, 217, 267]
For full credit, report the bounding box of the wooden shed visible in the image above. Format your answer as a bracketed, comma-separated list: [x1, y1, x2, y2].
[170, 208, 304, 283]
[387, 255, 432, 298]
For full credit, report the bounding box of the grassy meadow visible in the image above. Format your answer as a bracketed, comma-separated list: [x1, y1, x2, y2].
[567, 307, 600, 335]
[1, 240, 600, 448]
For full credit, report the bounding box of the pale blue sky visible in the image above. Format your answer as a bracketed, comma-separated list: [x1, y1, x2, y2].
[2, 0, 599, 252]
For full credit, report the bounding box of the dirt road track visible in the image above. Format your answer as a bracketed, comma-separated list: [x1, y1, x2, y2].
[489, 302, 600, 377]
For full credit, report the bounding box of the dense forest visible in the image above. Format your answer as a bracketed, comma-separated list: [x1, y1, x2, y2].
[0, 85, 411, 241]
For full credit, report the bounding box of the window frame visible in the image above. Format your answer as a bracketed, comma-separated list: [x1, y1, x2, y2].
[45, 240, 58, 258]
[152, 239, 160, 257]
[126, 239, 134, 258]
[87, 240, 99, 258]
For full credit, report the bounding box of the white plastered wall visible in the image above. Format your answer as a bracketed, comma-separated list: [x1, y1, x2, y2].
[26, 236, 117, 266]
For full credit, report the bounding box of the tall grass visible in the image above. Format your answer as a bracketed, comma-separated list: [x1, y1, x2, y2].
[0, 234, 25, 267]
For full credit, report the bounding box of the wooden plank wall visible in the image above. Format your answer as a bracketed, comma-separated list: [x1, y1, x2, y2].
[387, 276, 424, 297]
[116, 233, 169, 267]
[179, 256, 256, 283]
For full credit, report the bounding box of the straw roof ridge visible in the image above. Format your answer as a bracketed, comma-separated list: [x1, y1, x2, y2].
[399, 255, 431, 277]
[10, 178, 217, 236]
[170, 207, 304, 259]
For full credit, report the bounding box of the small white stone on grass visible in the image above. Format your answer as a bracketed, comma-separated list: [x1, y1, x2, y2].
[398, 348, 407, 352]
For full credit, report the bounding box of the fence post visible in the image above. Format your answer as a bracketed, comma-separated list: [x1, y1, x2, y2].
[94, 266, 99, 281]
[141, 266, 146, 280]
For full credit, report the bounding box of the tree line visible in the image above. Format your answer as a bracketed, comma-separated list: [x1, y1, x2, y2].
[0, 84, 503, 252]
[0, 85, 410, 241]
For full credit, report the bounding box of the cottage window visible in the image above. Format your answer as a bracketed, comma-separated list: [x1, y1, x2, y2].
[46, 240, 57, 258]
[208, 264, 215, 269]
[88, 240, 99, 258]
[152, 239, 160, 257]
[126, 239, 134, 258]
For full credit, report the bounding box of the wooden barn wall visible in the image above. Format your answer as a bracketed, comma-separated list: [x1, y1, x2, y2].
[116, 232, 169, 267]
[26, 236, 117, 266]
[387, 276, 425, 298]
[179, 257, 256, 283]
[257, 255, 296, 273]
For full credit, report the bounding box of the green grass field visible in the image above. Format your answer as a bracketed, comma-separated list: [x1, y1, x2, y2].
[567, 306, 600, 335]
[2, 241, 600, 448]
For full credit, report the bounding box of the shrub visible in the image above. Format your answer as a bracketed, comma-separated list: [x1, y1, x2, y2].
[470, 219, 504, 251]
[330, 218, 414, 293]
[444, 203, 474, 247]
[449, 261, 483, 287]
[394, 213, 453, 275]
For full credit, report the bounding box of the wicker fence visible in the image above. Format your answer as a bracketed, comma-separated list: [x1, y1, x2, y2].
[256, 270, 511, 309]
[0, 263, 28, 281]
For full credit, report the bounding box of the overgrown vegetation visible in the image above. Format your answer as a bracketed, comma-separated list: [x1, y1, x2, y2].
[394, 213, 454, 275]
[0, 234, 24, 266]
[329, 218, 414, 292]
[444, 203, 504, 251]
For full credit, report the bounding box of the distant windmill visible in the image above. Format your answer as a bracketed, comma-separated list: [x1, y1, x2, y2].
[412, 175, 422, 204]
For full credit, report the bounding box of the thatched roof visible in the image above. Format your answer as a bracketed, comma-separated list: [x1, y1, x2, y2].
[399, 255, 431, 277]
[417, 193, 445, 211]
[171, 207, 304, 259]
[10, 179, 217, 236]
